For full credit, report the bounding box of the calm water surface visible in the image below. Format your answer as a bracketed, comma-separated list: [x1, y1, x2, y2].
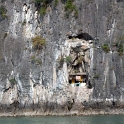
[0, 115, 124, 124]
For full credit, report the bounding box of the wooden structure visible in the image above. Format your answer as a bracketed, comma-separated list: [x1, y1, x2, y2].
[69, 73, 87, 86]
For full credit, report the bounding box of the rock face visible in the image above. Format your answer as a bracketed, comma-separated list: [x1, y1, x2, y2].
[0, 0, 124, 113]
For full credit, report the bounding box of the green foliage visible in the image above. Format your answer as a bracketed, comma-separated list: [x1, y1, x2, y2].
[35, 59, 42, 65]
[93, 74, 100, 79]
[22, 19, 26, 26]
[64, 0, 78, 18]
[65, 12, 69, 18]
[118, 44, 124, 55]
[34, 0, 54, 4]
[0, 5, 7, 18]
[102, 44, 110, 53]
[75, 69, 79, 73]
[57, 56, 72, 68]
[64, 0, 75, 12]
[31, 55, 42, 65]
[74, 9, 78, 18]
[57, 57, 65, 68]
[34, 0, 42, 4]
[112, 42, 119, 47]
[113, 35, 124, 56]
[54, 0, 58, 7]
[9, 78, 17, 85]
[116, 35, 124, 55]
[78, 56, 83, 64]
[60, 57, 65, 65]
[31, 55, 35, 60]
[34, 0, 54, 15]
[34, 0, 78, 17]
[39, 6, 46, 15]
[32, 36, 46, 50]
[65, 56, 72, 64]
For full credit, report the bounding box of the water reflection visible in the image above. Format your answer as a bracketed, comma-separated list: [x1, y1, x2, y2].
[0, 115, 123, 124]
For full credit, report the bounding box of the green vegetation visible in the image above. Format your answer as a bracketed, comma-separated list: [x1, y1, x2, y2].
[112, 42, 119, 47]
[0, 5, 7, 18]
[64, 0, 75, 12]
[65, 56, 72, 64]
[93, 74, 100, 79]
[75, 69, 79, 73]
[39, 6, 46, 15]
[31, 55, 36, 60]
[57, 56, 72, 68]
[54, 0, 58, 7]
[34, 0, 54, 4]
[60, 57, 65, 65]
[31, 55, 42, 65]
[113, 35, 124, 55]
[78, 56, 83, 64]
[9, 78, 17, 85]
[57, 57, 65, 68]
[118, 44, 124, 55]
[102, 44, 110, 53]
[22, 19, 26, 26]
[34, 0, 54, 15]
[34, 0, 41, 3]
[117, 35, 124, 55]
[64, 0, 78, 18]
[74, 9, 78, 18]
[31, 36, 46, 50]
[34, 0, 78, 17]
[35, 59, 42, 65]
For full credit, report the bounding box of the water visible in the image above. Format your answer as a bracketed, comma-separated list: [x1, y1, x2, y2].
[0, 115, 123, 124]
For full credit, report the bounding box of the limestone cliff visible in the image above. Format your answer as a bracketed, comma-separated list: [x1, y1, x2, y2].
[0, 0, 124, 114]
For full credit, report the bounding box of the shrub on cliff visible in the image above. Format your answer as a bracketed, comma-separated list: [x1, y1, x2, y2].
[54, 0, 58, 7]
[57, 56, 72, 68]
[93, 74, 100, 79]
[9, 78, 17, 88]
[64, 0, 75, 12]
[34, 0, 54, 4]
[39, 6, 46, 15]
[65, 56, 72, 64]
[0, 5, 7, 18]
[64, 0, 78, 18]
[118, 44, 124, 55]
[112, 35, 124, 55]
[9, 78, 17, 84]
[117, 35, 124, 55]
[102, 44, 110, 53]
[32, 36, 46, 50]
[34, 0, 54, 15]
[57, 57, 65, 68]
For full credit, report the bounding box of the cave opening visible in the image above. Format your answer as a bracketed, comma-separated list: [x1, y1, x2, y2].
[65, 32, 93, 88]
[68, 32, 93, 41]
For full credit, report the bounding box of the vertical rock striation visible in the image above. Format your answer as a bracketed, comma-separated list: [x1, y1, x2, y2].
[0, 0, 123, 114]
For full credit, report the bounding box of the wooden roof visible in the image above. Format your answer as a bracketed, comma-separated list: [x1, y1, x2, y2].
[69, 73, 87, 76]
